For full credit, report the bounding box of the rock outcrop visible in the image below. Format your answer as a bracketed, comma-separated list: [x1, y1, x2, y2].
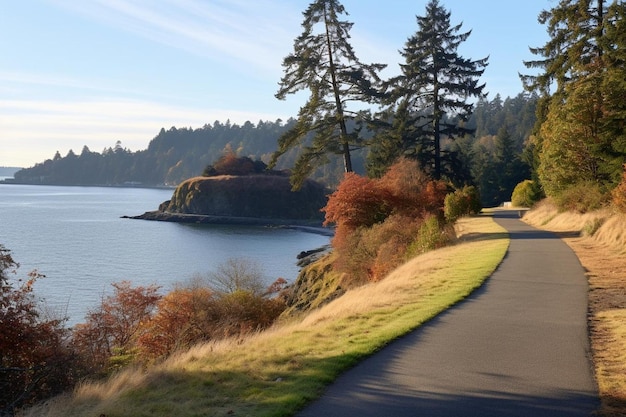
[128, 174, 330, 227]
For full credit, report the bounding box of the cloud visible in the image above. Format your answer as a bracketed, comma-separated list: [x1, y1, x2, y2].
[47, 0, 301, 77]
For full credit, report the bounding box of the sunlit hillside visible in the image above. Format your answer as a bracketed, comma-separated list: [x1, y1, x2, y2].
[25, 215, 508, 417]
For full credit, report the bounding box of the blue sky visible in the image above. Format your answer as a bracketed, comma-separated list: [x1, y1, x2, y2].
[1, 0, 549, 168]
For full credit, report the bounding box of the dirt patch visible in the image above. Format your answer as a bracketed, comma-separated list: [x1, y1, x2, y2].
[521, 202, 626, 416]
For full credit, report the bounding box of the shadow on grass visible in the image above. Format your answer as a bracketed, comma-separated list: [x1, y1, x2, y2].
[600, 394, 626, 417]
[126, 350, 599, 417]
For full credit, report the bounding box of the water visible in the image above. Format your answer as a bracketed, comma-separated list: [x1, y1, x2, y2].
[0, 185, 330, 325]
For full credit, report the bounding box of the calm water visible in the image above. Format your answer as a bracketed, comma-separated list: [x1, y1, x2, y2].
[0, 184, 330, 325]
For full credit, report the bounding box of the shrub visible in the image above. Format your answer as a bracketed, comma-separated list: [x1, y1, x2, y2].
[444, 186, 482, 222]
[511, 180, 541, 208]
[137, 260, 286, 361]
[72, 281, 161, 374]
[377, 158, 449, 219]
[208, 258, 266, 296]
[554, 181, 609, 213]
[324, 159, 450, 285]
[612, 164, 626, 213]
[137, 285, 217, 360]
[407, 215, 453, 257]
[203, 147, 267, 177]
[365, 215, 423, 282]
[324, 172, 392, 231]
[214, 290, 285, 337]
[0, 245, 75, 415]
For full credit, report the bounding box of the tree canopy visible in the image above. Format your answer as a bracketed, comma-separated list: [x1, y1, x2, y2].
[523, 0, 626, 199]
[368, 0, 488, 182]
[270, 0, 385, 189]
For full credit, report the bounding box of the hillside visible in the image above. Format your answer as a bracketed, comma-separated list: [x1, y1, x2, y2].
[8, 93, 536, 205]
[24, 215, 509, 417]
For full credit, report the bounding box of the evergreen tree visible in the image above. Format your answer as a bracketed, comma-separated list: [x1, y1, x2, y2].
[366, 101, 412, 178]
[522, 0, 607, 95]
[270, 0, 385, 189]
[370, 0, 487, 181]
[523, 0, 626, 196]
[600, 2, 626, 184]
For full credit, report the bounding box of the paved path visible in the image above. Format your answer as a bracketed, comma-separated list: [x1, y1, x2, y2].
[297, 211, 599, 416]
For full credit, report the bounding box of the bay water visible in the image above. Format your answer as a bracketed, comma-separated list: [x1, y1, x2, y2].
[0, 184, 330, 325]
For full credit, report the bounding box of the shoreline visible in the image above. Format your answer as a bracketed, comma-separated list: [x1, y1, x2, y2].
[123, 211, 334, 236]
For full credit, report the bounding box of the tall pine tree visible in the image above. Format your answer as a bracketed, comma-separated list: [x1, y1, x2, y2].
[370, 0, 487, 181]
[270, 0, 385, 189]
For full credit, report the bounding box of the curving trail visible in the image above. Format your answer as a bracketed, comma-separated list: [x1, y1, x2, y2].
[296, 210, 599, 417]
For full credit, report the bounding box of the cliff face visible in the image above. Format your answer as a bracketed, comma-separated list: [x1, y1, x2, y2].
[165, 175, 328, 221]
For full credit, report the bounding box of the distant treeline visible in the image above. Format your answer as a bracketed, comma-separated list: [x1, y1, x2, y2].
[0, 167, 21, 177]
[11, 93, 536, 206]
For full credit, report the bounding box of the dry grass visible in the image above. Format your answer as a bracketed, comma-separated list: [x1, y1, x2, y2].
[25, 215, 508, 417]
[521, 201, 626, 416]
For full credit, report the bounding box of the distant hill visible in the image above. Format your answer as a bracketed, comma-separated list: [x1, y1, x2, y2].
[11, 119, 355, 188]
[9, 92, 537, 204]
[0, 166, 22, 179]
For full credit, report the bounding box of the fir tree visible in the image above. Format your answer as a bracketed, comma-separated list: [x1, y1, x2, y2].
[270, 0, 385, 189]
[523, 0, 626, 196]
[370, 0, 487, 181]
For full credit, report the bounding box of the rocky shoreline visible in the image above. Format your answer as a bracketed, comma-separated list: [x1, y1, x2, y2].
[123, 210, 334, 236]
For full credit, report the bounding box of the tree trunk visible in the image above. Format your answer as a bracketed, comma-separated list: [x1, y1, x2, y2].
[324, 5, 353, 173]
[433, 73, 441, 179]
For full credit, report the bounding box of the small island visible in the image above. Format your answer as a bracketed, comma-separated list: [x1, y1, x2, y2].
[126, 152, 332, 231]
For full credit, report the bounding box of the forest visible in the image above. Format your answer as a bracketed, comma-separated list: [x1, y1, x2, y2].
[11, 92, 536, 207]
[2, 0, 626, 415]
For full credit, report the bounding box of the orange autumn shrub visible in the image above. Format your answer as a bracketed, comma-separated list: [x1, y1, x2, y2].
[137, 286, 217, 360]
[323, 159, 448, 284]
[367, 215, 425, 281]
[137, 275, 287, 361]
[378, 158, 448, 219]
[72, 281, 161, 374]
[323, 172, 392, 231]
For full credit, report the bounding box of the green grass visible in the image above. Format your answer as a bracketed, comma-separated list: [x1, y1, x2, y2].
[28, 214, 509, 417]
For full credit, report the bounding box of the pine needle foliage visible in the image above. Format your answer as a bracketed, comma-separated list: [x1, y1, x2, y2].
[271, 0, 385, 189]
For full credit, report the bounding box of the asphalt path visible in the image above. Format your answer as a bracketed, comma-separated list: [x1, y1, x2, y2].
[296, 210, 599, 417]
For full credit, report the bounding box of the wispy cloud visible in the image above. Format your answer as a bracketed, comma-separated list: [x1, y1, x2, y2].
[47, 0, 301, 77]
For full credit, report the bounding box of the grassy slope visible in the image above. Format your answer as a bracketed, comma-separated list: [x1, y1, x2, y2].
[521, 201, 626, 417]
[29, 215, 508, 417]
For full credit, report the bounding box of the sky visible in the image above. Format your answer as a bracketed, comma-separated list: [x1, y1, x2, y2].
[0, 0, 550, 168]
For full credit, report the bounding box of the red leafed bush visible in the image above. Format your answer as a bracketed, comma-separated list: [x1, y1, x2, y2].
[323, 172, 392, 231]
[137, 262, 287, 361]
[0, 245, 75, 414]
[378, 158, 448, 219]
[137, 286, 217, 360]
[72, 281, 161, 374]
[323, 158, 449, 285]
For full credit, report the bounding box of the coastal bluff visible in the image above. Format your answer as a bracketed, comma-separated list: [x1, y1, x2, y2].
[128, 175, 329, 227]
